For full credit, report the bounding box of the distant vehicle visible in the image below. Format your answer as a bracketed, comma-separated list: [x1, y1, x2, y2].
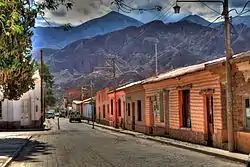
[59, 110, 66, 118]
[68, 110, 81, 123]
[46, 110, 55, 119]
[55, 112, 59, 117]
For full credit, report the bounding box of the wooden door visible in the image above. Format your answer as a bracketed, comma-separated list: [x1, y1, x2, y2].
[132, 102, 135, 130]
[206, 95, 214, 146]
[21, 99, 31, 126]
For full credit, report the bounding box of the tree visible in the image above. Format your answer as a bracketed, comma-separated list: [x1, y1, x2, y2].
[35, 62, 56, 108]
[0, 0, 72, 100]
[43, 64, 56, 108]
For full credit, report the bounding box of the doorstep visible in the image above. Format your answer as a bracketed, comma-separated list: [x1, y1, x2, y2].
[82, 120, 249, 163]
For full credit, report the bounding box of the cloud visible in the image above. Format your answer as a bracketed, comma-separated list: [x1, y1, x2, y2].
[50, 8, 67, 17]
[230, 0, 249, 8]
[36, 0, 249, 27]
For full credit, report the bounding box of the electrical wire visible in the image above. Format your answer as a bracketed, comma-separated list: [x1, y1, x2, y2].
[229, 1, 250, 15]
[199, 0, 221, 15]
[207, 15, 222, 27]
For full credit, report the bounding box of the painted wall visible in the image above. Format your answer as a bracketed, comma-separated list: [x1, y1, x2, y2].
[96, 88, 110, 125]
[108, 90, 125, 127]
[0, 70, 41, 128]
[124, 85, 146, 133]
[143, 70, 224, 147]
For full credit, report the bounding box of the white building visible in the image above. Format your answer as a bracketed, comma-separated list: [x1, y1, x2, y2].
[0, 70, 42, 129]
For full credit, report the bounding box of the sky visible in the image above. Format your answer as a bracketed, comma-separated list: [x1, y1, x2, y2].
[35, 0, 250, 27]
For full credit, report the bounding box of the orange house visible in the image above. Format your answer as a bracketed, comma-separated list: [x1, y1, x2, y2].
[108, 89, 126, 128]
[142, 58, 228, 149]
[116, 81, 147, 133]
[206, 51, 250, 153]
[142, 51, 250, 153]
[95, 88, 110, 125]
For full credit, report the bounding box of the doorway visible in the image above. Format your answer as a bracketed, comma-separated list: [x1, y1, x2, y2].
[21, 99, 31, 127]
[132, 102, 135, 130]
[206, 95, 214, 146]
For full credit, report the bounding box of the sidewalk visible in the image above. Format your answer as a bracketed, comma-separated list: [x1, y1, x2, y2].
[82, 120, 249, 164]
[0, 134, 32, 167]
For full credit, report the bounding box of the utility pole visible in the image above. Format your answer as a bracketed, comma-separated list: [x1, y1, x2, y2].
[223, 0, 234, 152]
[154, 43, 158, 76]
[90, 80, 95, 129]
[40, 49, 44, 128]
[112, 57, 119, 129]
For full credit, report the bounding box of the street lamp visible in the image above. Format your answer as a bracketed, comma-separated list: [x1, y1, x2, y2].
[143, 37, 160, 76]
[173, 0, 235, 152]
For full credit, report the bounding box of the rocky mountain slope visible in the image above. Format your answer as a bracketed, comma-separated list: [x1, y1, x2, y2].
[46, 20, 250, 91]
[32, 11, 143, 49]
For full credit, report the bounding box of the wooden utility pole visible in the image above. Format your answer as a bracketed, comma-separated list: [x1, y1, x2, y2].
[223, 0, 234, 152]
[112, 57, 119, 128]
[90, 80, 95, 129]
[40, 49, 45, 127]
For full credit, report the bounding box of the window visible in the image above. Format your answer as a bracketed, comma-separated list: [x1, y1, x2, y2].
[127, 103, 130, 116]
[244, 98, 250, 128]
[137, 100, 142, 121]
[180, 90, 191, 128]
[118, 99, 121, 116]
[111, 99, 113, 115]
[35, 105, 38, 112]
[0, 101, 2, 119]
[160, 92, 164, 122]
[107, 104, 109, 114]
[103, 105, 106, 118]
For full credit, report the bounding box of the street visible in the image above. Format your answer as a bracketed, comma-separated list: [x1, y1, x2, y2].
[10, 118, 244, 167]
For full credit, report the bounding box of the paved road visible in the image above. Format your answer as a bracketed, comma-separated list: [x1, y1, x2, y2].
[10, 118, 244, 167]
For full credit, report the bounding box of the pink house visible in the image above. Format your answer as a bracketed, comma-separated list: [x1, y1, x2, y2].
[108, 89, 126, 128]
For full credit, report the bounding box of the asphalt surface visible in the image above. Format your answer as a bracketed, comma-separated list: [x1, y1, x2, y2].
[9, 118, 244, 167]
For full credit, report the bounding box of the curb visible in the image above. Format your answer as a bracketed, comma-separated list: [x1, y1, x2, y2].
[82, 121, 248, 164]
[144, 137, 247, 164]
[1, 135, 32, 167]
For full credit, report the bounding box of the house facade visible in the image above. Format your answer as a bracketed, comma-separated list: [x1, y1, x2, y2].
[118, 81, 146, 133]
[142, 61, 227, 149]
[82, 98, 95, 121]
[108, 89, 126, 128]
[205, 51, 250, 153]
[0, 70, 42, 129]
[96, 88, 110, 125]
[72, 100, 83, 112]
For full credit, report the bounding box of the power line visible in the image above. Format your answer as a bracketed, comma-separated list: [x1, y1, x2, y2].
[199, 1, 221, 15]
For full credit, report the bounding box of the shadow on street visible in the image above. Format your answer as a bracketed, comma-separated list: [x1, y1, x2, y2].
[11, 139, 55, 163]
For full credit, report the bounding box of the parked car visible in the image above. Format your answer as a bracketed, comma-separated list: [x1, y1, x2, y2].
[55, 112, 59, 117]
[46, 110, 55, 119]
[68, 110, 81, 123]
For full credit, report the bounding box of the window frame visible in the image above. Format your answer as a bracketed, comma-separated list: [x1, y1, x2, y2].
[137, 100, 142, 121]
[179, 89, 191, 128]
[103, 104, 106, 118]
[243, 96, 250, 130]
[159, 92, 164, 122]
[118, 99, 121, 117]
[111, 99, 113, 115]
[127, 103, 131, 116]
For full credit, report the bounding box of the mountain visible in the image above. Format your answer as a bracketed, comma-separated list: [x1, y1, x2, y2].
[180, 15, 211, 27]
[179, 14, 250, 28]
[46, 21, 250, 91]
[32, 48, 59, 61]
[32, 11, 143, 49]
